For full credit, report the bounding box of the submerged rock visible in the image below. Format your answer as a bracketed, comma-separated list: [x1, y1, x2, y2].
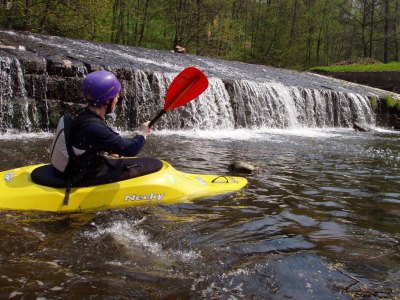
[353, 122, 373, 132]
[228, 160, 260, 174]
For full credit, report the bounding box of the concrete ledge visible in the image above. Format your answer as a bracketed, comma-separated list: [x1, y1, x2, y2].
[312, 71, 400, 93]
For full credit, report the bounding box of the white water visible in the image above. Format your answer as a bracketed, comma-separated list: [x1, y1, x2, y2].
[0, 30, 380, 132]
[152, 127, 352, 140]
[0, 56, 31, 131]
[125, 69, 376, 131]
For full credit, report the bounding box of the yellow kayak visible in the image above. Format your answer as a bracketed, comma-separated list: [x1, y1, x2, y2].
[0, 159, 247, 213]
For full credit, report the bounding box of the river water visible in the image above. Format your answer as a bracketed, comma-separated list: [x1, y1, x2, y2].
[0, 127, 399, 299]
[1, 29, 399, 299]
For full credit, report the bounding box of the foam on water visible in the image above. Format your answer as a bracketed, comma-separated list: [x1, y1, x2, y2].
[0, 131, 53, 140]
[80, 218, 201, 264]
[151, 127, 353, 141]
[370, 126, 400, 134]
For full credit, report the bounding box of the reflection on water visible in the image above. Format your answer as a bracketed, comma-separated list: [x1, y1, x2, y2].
[0, 128, 399, 299]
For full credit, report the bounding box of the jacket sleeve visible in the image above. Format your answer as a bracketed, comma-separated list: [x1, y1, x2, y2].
[72, 122, 146, 157]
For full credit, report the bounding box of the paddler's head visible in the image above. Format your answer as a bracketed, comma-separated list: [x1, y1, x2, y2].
[82, 70, 121, 114]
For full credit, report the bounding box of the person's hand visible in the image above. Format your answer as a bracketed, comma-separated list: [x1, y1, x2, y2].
[138, 121, 151, 138]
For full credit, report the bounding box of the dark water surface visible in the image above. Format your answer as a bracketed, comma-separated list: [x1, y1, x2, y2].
[0, 128, 399, 299]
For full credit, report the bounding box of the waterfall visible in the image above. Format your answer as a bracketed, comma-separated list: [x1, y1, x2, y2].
[0, 57, 376, 132]
[0, 55, 32, 132]
[219, 80, 375, 129]
[156, 76, 236, 130]
[112, 71, 375, 130]
[0, 29, 377, 132]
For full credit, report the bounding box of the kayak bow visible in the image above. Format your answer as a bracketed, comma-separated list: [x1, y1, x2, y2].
[0, 161, 247, 213]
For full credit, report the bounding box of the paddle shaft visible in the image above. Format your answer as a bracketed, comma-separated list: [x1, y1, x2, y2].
[149, 109, 166, 129]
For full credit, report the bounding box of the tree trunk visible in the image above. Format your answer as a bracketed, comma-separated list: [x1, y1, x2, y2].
[120, 0, 125, 44]
[384, 0, 390, 63]
[138, 0, 150, 46]
[39, 0, 54, 34]
[173, 0, 183, 49]
[195, 0, 201, 55]
[243, 0, 248, 62]
[111, 0, 120, 43]
[6, 1, 17, 30]
[316, 27, 323, 66]
[250, 0, 262, 60]
[369, 0, 375, 57]
[361, 0, 368, 57]
[23, 0, 31, 30]
[394, 0, 400, 61]
[289, 0, 299, 47]
[126, 10, 130, 45]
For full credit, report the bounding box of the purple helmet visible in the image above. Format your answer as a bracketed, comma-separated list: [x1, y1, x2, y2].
[82, 71, 121, 106]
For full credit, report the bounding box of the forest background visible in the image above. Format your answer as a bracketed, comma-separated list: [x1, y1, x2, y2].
[1, 0, 400, 70]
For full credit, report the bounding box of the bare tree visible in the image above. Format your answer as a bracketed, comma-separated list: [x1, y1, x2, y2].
[384, 0, 390, 62]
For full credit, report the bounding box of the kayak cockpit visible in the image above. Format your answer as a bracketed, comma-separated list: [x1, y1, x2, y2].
[30, 157, 164, 188]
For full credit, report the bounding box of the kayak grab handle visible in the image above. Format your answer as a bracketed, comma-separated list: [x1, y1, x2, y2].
[212, 176, 229, 183]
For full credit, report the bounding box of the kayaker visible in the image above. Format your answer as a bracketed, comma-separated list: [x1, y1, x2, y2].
[50, 70, 151, 185]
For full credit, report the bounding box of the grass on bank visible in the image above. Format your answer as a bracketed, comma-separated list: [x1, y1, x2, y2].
[309, 61, 400, 72]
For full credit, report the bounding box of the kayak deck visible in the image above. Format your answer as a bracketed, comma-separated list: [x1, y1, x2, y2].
[0, 161, 247, 213]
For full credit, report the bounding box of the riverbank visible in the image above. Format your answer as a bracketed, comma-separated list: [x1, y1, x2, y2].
[310, 70, 400, 94]
[308, 59, 400, 93]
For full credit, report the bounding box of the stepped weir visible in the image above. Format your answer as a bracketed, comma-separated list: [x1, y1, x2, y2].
[0, 30, 387, 132]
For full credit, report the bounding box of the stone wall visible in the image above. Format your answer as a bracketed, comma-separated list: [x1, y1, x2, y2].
[312, 71, 400, 94]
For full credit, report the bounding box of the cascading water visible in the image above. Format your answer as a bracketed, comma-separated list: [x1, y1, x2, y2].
[0, 30, 384, 132]
[151, 76, 236, 130]
[0, 55, 31, 132]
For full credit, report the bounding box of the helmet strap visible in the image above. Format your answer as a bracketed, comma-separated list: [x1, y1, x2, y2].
[106, 102, 113, 115]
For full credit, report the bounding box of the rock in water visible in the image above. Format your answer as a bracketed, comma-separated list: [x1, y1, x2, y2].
[353, 122, 372, 132]
[228, 160, 260, 174]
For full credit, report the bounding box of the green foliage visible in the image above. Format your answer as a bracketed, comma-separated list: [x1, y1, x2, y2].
[309, 62, 400, 72]
[0, 0, 113, 40]
[382, 95, 400, 113]
[369, 96, 378, 110]
[1, 0, 400, 70]
[383, 95, 396, 108]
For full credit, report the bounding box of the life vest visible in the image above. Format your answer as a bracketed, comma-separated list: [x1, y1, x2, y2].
[49, 110, 108, 204]
[50, 111, 106, 171]
[50, 114, 73, 173]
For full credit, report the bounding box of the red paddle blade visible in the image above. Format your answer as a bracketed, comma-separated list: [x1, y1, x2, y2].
[164, 67, 208, 112]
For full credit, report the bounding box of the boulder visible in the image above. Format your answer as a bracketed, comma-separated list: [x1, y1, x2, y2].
[47, 55, 86, 77]
[353, 122, 372, 132]
[174, 46, 186, 53]
[228, 160, 260, 174]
